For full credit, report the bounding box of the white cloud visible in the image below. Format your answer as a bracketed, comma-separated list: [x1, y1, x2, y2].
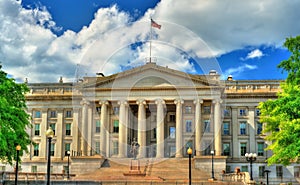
[242, 49, 264, 60]
[1, 0, 300, 82]
[222, 64, 257, 79]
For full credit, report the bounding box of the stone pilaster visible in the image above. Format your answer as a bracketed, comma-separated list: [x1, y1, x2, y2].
[99, 100, 109, 157]
[137, 99, 147, 158]
[175, 99, 184, 158]
[194, 98, 203, 156]
[118, 100, 128, 158]
[155, 99, 165, 158]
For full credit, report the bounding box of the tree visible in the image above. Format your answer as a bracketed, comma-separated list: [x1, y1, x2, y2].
[0, 64, 31, 165]
[259, 36, 300, 166]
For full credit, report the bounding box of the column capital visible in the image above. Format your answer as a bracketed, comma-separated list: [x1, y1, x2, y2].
[136, 99, 146, 105]
[193, 98, 203, 104]
[212, 99, 223, 104]
[155, 99, 165, 105]
[118, 100, 128, 106]
[80, 99, 90, 106]
[174, 99, 184, 105]
[99, 100, 109, 105]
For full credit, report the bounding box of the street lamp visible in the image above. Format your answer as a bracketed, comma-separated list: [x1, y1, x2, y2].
[46, 127, 54, 185]
[187, 147, 193, 185]
[66, 151, 70, 180]
[245, 153, 257, 181]
[264, 169, 271, 185]
[15, 145, 21, 185]
[211, 150, 215, 180]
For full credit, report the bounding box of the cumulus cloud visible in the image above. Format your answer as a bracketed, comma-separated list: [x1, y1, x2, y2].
[0, 0, 300, 82]
[242, 49, 264, 60]
[222, 64, 257, 79]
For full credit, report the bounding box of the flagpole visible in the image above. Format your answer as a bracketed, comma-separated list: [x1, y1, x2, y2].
[149, 18, 152, 63]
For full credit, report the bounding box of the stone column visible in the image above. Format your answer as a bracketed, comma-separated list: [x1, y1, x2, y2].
[41, 108, 48, 159]
[80, 100, 90, 156]
[213, 99, 222, 156]
[194, 99, 203, 156]
[87, 105, 93, 156]
[248, 107, 256, 153]
[175, 99, 184, 158]
[137, 99, 147, 158]
[118, 100, 128, 158]
[72, 108, 80, 154]
[231, 107, 239, 158]
[56, 109, 63, 158]
[155, 99, 165, 158]
[99, 100, 109, 157]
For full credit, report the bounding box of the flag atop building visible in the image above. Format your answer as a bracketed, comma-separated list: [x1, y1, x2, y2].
[151, 19, 161, 29]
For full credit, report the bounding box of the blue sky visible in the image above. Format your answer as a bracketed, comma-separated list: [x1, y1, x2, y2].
[1, 0, 299, 82]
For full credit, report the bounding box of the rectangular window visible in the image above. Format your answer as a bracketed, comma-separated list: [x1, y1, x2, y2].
[65, 123, 71, 136]
[66, 110, 72, 118]
[204, 143, 211, 155]
[113, 120, 119, 133]
[276, 166, 283, 177]
[169, 127, 175, 139]
[257, 122, 263, 135]
[152, 128, 157, 139]
[50, 143, 55, 156]
[239, 109, 246, 116]
[241, 166, 248, 172]
[65, 143, 70, 156]
[113, 141, 118, 155]
[31, 166, 37, 173]
[203, 106, 211, 114]
[186, 120, 192, 132]
[96, 107, 101, 113]
[96, 120, 101, 133]
[185, 106, 192, 114]
[50, 110, 57, 118]
[169, 115, 175, 122]
[34, 144, 39, 156]
[223, 122, 230, 135]
[35, 111, 41, 118]
[34, 124, 40, 136]
[259, 166, 265, 178]
[225, 166, 231, 173]
[95, 142, 100, 154]
[240, 143, 247, 156]
[240, 122, 247, 135]
[113, 107, 119, 115]
[258, 142, 264, 156]
[50, 124, 56, 135]
[223, 108, 230, 117]
[223, 143, 230, 156]
[256, 109, 261, 116]
[204, 120, 210, 133]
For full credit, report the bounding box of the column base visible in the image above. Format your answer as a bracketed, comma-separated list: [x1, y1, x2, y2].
[208, 178, 217, 182]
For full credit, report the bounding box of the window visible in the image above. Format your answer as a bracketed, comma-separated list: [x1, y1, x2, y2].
[95, 142, 100, 154]
[239, 109, 246, 116]
[34, 124, 40, 136]
[223, 122, 230, 135]
[223, 143, 230, 156]
[50, 110, 57, 118]
[225, 166, 231, 173]
[256, 109, 261, 116]
[34, 111, 41, 118]
[240, 143, 247, 156]
[96, 120, 101, 133]
[276, 166, 283, 177]
[113, 107, 119, 115]
[241, 166, 248, 172]
[66, 110, 72, 118]
[204, 143, 211, 155]
[65, 123, 71, 136]
[50, 143, 55, 156]
[240, 122, 247, 135]
[113, 141, 118, 155]
[113, 120, 119, 133]
[223, 108, 230, 117]
[50, 124, 56, 135]
[257, 122, 263, 135]
[186, 120, 192, 132]
[259, 166, 265, 178]
[185, 106, 192, 114]
[204, 120, 210, 133]
[203, 106, 211, 114]
[258, 142, 264, 156]
[96, 107, 101, 113]
[152, 128, 156, 139]
[34, 144, 39, 156]
[63, 166, 69, 175]
[169, 127, 175, 139]
[169, 115, 175, 122]
[31, 166, 37, 173]
[0, 166, 6, 171]
[65, 143, 70, 156]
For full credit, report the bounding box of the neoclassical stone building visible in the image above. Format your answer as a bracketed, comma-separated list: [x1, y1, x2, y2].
[1, 62, 299, 182]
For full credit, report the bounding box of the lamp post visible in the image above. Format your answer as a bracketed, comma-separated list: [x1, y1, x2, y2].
[264, 170, 271, 185]
[211, 150, 215, 180]
[15, 145, 21, 185]
[245, 153, 257, 181]
[46, 127, 54, 185]
[187, 147, 193, 185]
[66, 151, 70, 180]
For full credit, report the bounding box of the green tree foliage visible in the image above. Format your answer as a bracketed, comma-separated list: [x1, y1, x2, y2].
[0, 64, 31, 164]
[259, 36, 300, 165]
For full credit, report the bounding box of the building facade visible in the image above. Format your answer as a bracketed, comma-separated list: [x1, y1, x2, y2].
[1, 62, 299, 182]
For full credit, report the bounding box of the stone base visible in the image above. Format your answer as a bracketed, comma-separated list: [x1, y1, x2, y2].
[208, 178, 217, 182]
[246, 180, 256, 185]
[123, 159, 146, 177]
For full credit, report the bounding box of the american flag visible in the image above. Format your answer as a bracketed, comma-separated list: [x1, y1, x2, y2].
[151, 19, 161, 29]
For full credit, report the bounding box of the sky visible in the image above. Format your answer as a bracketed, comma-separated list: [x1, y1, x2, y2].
[0, 0, 299, 83]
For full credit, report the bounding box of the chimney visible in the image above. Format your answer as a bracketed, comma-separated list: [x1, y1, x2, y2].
[59, 76, 63, 83]
[227, 75, 233, 81]
[209, 70, 217, 75]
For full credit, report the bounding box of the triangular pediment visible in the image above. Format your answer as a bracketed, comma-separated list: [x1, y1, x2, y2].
[82, 62, 220, 89]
